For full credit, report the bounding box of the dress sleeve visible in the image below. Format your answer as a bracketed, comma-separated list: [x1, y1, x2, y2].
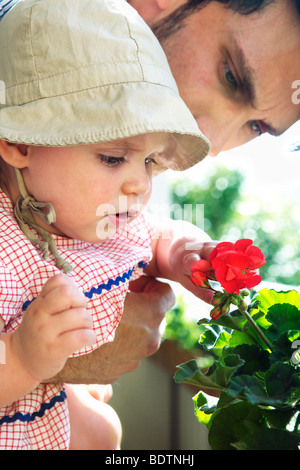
[0, 259, 24, 331]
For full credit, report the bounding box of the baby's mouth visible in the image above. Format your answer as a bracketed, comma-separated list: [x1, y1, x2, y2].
[108, 211, 139, 226]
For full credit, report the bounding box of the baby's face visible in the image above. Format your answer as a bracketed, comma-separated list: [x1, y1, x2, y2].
[21, 133, 168, 242]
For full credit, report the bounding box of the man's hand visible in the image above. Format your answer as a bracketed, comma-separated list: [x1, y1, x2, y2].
[46, 276, 175, 384]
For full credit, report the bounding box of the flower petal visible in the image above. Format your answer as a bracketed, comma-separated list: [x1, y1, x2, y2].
[191, 259, 213, 273]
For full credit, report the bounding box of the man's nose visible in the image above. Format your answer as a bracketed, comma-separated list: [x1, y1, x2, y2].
[196, 110, 251, 156]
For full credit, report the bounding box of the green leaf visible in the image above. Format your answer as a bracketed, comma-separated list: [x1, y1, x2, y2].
[266, 303, 300, 341]
[229, 330, 254, 347]
[225, 361, 300, 406]
[198, 311, 246, 333]
[207, 402, 266, 450]
[250, 289, 300, 334]
[174, 359, 221, 390]
[226, 374, 269, 405]
[265, 362, 300, 404]
[270, 329, 300, 364]
[198, 312, 258, 352]
[198, 324, 231, 351]
[208, 401, 300, 450]
[264, 408, 300, 432]
[231, 344, 270, 376]
[254, 289, 300, 314]
[174, 355, 244, 390]
[193, 391, 218, 427]
[243, 428, 300, 450]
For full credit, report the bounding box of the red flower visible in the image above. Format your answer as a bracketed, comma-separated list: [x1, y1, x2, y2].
[190, 259, 214, 288]
[208, 239, 266, 294]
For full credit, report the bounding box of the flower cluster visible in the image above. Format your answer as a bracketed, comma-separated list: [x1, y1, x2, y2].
[191, 239, 266, 319]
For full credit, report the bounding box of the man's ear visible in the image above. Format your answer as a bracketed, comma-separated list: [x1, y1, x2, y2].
[0, 140, 29, 168]
[156, 0, 172, 10]
[131, 0, 180, 23]
[156, 0, 186, 12]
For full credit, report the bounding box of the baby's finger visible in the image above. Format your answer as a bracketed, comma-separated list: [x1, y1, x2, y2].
[39, 273, 70, 296]
[37, 279, 87, 315]
[57, 326, 96, 356]
[182, 252, 201, 274]
[185, 278, 214, 304]
[47, 307, 93, 335]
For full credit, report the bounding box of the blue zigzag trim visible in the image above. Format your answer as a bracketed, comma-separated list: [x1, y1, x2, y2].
[22, 261, 148, 310]
[0, 389, 67, 425]
[84, 261, 148, 299]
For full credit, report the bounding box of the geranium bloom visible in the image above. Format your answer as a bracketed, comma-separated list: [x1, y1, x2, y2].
[208, 239, 266, 294]
[190, 259, 214, 288]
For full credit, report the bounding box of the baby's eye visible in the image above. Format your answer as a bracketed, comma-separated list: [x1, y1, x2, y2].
[98, 154, 125, 167]
[145, 157, 157, 166]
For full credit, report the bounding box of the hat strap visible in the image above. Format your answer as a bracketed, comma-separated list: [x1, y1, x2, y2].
[13, 168, 73, 273]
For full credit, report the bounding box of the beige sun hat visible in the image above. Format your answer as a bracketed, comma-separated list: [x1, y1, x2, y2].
[0, 0, 210, 174]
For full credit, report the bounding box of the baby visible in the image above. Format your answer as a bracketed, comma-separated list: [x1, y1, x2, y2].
[0, 0, 212, 449]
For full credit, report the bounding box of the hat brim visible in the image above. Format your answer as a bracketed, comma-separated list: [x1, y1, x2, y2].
[0, 81, 211, 174]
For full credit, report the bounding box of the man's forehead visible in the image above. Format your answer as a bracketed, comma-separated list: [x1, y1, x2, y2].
[230, 0, 300, 53]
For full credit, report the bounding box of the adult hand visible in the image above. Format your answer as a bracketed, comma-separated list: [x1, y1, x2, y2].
[47, 276, 175, 384]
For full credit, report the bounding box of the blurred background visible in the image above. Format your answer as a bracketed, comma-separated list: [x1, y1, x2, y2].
[110, 120, 300, 450]
[165, 119, 300, 287]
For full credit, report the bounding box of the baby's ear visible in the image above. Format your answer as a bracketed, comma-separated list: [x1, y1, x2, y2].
[0, 141, 29, 168]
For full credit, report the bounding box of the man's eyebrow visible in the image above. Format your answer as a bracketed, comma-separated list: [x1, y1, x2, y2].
[232, 39, 257, 106]
[233, 39, 283, 137]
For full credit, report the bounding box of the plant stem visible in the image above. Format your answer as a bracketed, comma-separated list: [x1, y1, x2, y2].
[239, 306, 273, 351]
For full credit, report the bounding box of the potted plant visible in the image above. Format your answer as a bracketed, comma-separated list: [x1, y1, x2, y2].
[175, 239, 300, 450]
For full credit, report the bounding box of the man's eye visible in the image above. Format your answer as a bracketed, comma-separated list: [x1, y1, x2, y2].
[249, 120, 262, 136]
[98, 155, 125, 167]
[224, 62, 238, 91]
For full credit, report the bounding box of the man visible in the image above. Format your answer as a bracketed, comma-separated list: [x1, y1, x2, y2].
[130, 0, 300, 155]
[58, 0, 300, 385]
[1, 0, 299, 384]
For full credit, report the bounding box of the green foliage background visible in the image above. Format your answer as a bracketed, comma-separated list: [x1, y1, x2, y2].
[170, 166, 300, 286]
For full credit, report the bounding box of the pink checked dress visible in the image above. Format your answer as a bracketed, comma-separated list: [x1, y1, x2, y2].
[0, 189, 154, 449]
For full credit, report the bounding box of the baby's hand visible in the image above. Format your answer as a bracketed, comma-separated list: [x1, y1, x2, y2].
[12, 274, 96, 381]
[169, 239, 218, 304]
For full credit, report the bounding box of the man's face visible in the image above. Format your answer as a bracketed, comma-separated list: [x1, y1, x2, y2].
[133, 0, 300, 155]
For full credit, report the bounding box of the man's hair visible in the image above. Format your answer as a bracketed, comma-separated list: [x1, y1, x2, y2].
[175, 0, 299, 14]
[187, 0, 272, 14]
[152, 0, 300, 41]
